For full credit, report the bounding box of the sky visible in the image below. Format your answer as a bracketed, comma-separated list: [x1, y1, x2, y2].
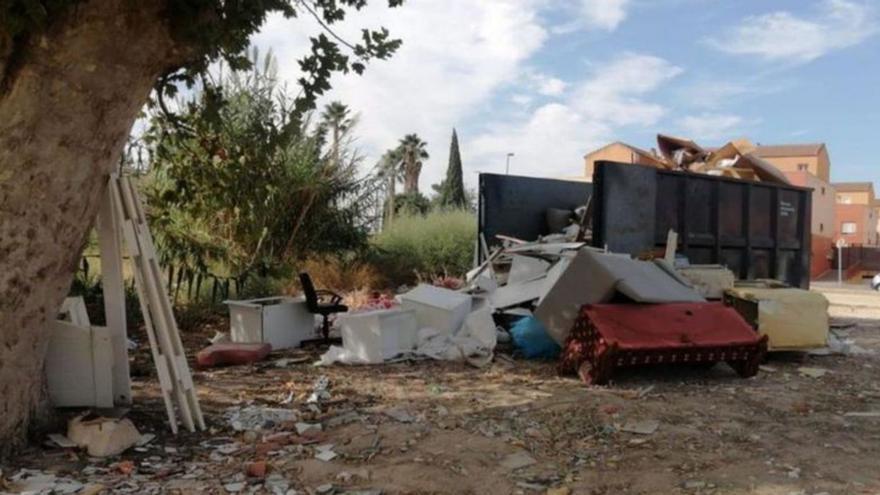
[252, 0, 880, 191]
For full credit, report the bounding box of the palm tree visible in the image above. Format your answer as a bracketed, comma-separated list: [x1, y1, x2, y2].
[377, 147, 404, 224]
[398, 133, 429, 194]
[321, 101, 356, 168]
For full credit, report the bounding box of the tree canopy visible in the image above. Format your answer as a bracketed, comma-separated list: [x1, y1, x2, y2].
[1, 0, 403, 116]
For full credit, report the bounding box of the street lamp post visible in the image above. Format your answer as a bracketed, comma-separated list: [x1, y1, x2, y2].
[505, 152, 514, 174]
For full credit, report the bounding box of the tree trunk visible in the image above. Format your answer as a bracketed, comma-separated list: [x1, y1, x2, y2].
[0, 0, 188, 455]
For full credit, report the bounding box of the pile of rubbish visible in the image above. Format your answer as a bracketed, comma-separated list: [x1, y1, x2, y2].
[318, 215, 833, 384]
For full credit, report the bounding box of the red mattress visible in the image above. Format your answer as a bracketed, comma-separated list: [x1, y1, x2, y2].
[558, 303, 767, 385]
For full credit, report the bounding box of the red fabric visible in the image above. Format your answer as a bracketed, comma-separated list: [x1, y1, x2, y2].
[196, 342, 272, 368]
[559, 303, 767, 385]
[581, 302, 759, 349]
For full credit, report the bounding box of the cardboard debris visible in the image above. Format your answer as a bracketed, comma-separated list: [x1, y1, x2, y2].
[67, 415, 142, 457]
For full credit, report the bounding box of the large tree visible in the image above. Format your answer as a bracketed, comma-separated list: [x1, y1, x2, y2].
[436, 128, 467, 208]
[398, 133, 428, 194]
[0, 0, 402, 454]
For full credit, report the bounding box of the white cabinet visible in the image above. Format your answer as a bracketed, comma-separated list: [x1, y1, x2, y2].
[399, 284, 471, 335]
[338, 309, 419, 363]
[226, 297, 315, 350]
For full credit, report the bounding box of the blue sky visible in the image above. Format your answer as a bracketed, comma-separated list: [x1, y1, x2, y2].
[254, 0, 880, 190]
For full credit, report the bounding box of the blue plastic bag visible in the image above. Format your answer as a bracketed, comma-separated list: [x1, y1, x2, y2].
[509, 316, 561, 359]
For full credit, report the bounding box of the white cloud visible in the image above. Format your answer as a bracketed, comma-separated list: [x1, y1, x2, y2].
[252, 0, 548, 190]
[469, 53, 682, 178]
[580, 0, 630, 31]
[678, 113, 745, 141]
[535, 74, 567, 96]
[707, 0, 878, 62]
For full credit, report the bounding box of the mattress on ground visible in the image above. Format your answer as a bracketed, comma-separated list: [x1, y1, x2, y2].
[558, 302, 767, 385]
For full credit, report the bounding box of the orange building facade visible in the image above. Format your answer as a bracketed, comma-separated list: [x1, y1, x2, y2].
[833, 182, 878, 247]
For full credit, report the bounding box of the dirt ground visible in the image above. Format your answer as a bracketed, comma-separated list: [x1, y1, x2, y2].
[3, 284, 880, 495]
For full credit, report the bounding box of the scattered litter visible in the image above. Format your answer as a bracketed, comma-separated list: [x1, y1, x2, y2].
[136, 433, 156, 447]
[315, 444, 338, 462]
[47, 433, 78, 448]
[384, 408, 416, 423]
[758, 365, 778, 373]
[844, 411, 880, 418]
[500, 451, 537, 470]
[316, 484, 335, 494]
[798, 367, 830, 378]
[224, 481, 246, 493]
[295, 422, 323, 435]
[620, 419, 660, 435]
[226, 406, 298, 431]
[308, 375, 331, 404]
[209, 331, 230, 344]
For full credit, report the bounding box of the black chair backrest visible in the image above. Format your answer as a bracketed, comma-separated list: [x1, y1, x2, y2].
[299, 272, 319, 312]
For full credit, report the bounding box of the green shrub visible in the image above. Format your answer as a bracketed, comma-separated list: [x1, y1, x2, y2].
[371, 209, 476, 285]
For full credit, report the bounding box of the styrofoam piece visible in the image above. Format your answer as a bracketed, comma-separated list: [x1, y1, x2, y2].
[507, 255, 551, 285]
[399, 284, 471, 335]
[338, 309, 419, 363]
[226, 297, 315, 350]
[45, 321, 114, 408]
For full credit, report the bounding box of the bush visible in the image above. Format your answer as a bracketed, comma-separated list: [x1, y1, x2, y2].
[371, 209, 476, 285]
[298, 254, 384, 293]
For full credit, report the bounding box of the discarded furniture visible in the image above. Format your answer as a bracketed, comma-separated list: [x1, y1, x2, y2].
[558, 303, 767, 385]
[724, 287, 828, 351]
[337, 308, 419, 363]
[677, 265, 735, 299]
[196, 342, 272, 368]
[399, 284, 471, 335]
[591, 161, 812, 288]
[299, 272, 348, 341]
[535, 249, 705, 345]
[225, 296, 314, 350]
[45, 308, 114, 408]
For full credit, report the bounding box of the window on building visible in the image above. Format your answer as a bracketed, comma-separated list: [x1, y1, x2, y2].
[821, 187, 825, 195]
[839, 195, 852, 204]
[842, 222, 857, 234]
[797, 163, 809, 171]
[820, 223, 824, 233]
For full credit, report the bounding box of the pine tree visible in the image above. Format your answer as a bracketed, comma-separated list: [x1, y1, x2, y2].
[438, 128, 467, 208]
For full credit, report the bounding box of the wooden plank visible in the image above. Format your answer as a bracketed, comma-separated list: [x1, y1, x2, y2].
[115, 176, 204, 431]
[108, 176, 180, 434]
[97, 183, 132, 405]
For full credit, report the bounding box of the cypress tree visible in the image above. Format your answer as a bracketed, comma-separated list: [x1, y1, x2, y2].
[439, 128, 467, 208]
